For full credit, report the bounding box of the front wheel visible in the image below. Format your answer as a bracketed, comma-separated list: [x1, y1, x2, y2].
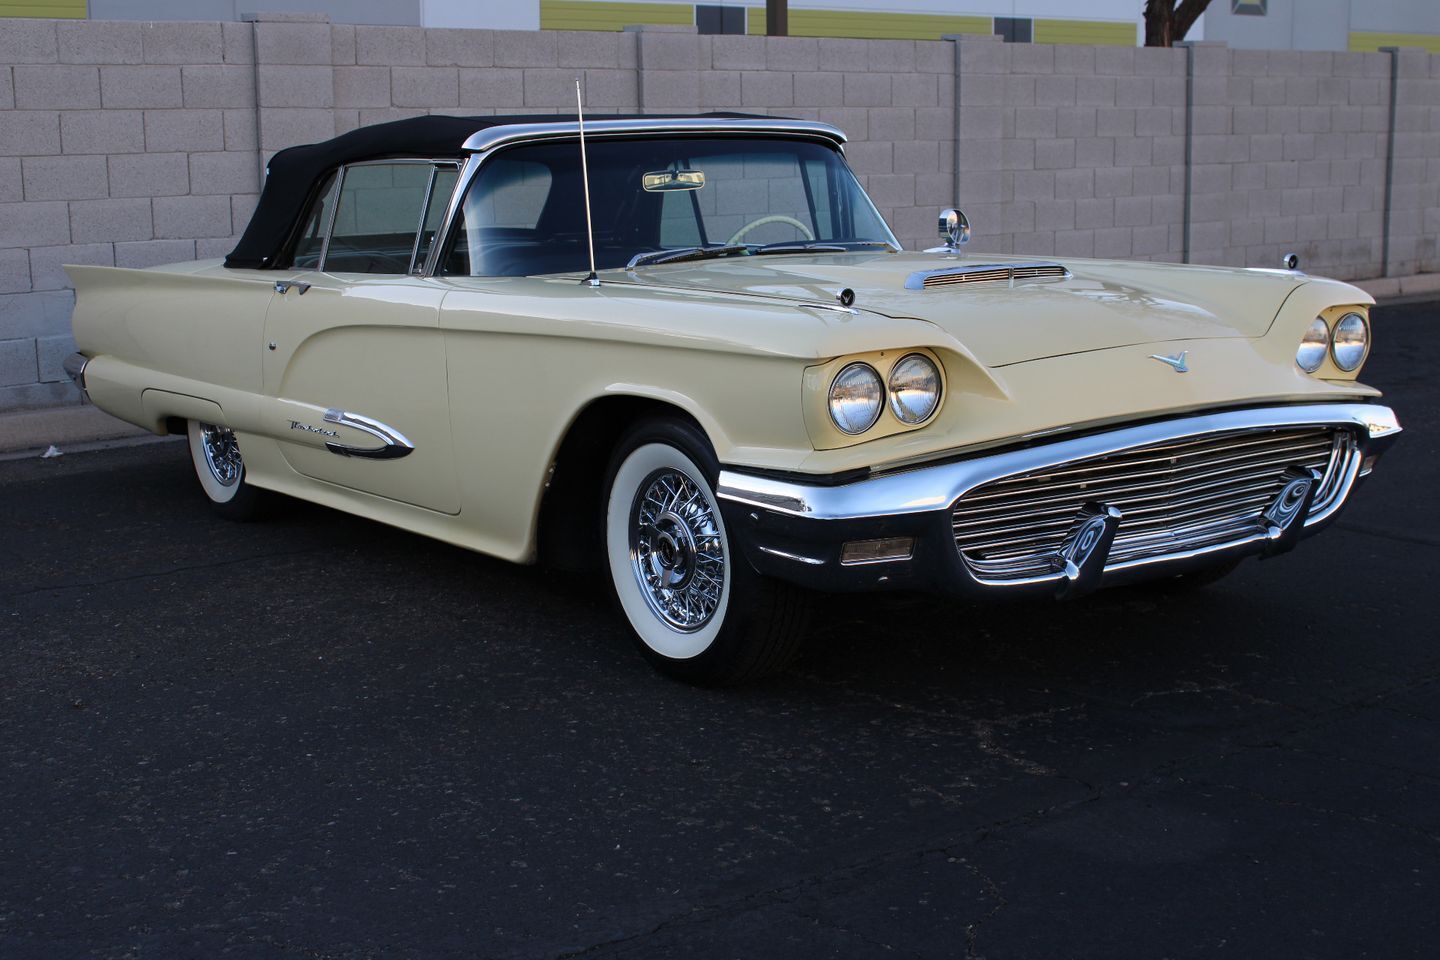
[186, 420, 269, 521]
[604, 419, 809, 685]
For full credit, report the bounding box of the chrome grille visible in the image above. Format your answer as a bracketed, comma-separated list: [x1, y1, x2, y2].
[952, 427, 1358, 582]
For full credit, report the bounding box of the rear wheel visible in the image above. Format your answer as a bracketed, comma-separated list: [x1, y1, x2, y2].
[186, 420, 268, 521]
[603, 419, 809, 685]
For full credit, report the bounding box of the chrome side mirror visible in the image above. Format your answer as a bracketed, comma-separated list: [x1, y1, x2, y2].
[925, 208, 970, 255]
[939, 208, 970, 253]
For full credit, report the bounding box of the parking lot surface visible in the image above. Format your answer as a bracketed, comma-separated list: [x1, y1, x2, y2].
[2, 300, 1436, 959]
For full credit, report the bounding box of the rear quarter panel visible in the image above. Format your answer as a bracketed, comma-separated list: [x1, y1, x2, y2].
[67, 263, 275, 431]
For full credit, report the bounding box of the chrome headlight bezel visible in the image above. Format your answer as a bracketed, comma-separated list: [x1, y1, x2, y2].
[887, 353, 942, 425]
[828, 362, 884, 435]
[1296, 317, 1329, 373]
[1330, 312, 1369, 372]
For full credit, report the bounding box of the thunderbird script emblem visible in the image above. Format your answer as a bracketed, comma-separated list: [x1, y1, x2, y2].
[1149, 350, 1189, 373]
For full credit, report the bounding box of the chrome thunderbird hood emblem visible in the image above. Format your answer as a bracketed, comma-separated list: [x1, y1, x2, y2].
[1149, 350, 1189, 373]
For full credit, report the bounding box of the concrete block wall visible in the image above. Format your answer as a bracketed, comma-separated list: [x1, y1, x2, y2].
[1, 18, 260, 412]
[955, 37, 1190, 262]
[1, 17, 1437, 415]
[954, 35, 1440, 278]
[635, 31, 954, 249]
[1183, 43, 1395, 276]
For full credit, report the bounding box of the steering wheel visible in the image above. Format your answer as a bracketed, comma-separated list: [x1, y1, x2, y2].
[726, 215, 815, 246]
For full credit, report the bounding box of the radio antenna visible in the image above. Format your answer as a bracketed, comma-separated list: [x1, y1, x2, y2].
[576, 77, 599, 287]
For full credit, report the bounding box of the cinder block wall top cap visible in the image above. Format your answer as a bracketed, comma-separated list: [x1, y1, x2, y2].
[623, 24, 697, 34]
[240, 11, 331, 23]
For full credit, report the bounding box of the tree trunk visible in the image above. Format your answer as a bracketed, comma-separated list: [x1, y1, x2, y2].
[1143, 0, 1213, 47]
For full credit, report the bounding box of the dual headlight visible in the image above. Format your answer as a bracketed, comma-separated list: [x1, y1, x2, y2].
[828, 354, 942, 435]
[1297, 312, 1368, 374]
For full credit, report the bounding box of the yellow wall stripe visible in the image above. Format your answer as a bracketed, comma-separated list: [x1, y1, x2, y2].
[540, 0, 692, 32]
[1032, 19, 1135, 46]
[1348, 31, 1440, 54]
[745, 8, 990, 40]
[0, 0, 85, 16]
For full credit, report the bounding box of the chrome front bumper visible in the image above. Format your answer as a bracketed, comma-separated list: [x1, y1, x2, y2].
[716, 403, 1402, 600]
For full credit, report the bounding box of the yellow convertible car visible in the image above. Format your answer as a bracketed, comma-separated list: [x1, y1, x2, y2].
[65, 114, 1401, 683]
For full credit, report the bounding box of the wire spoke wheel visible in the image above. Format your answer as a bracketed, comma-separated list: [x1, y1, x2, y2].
[605, 421, 810, 684]
[198, 423, 243, 487]
[187, 418, 267, 519]
[629, 468, 726, 632]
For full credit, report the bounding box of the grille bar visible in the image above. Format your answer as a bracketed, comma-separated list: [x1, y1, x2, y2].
[952, 443, 1334, 519]
[952, 426, 1357, 581]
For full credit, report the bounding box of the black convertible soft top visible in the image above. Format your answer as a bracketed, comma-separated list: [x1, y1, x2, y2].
[224, 112, 762, 270]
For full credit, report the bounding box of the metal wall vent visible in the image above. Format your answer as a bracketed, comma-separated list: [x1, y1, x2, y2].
[905, 262, 1071, 290]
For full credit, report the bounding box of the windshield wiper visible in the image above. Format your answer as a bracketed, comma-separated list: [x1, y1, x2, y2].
[754, 240, 897, 255]
[628, 244, 753, 268]
[753, 242, 847, 255]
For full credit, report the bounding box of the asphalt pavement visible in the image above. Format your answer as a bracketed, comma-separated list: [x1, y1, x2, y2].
[1, 301, 1437, 959]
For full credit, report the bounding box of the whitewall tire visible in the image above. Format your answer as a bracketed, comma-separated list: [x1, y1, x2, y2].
[186, 419, 267, 520]
[603, 418, 809, 685]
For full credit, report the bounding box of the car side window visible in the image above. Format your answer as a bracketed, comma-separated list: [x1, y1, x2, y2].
[413, 166, 459, 272]
[291, 171, 339, 269]
[324, 162, 433, 274]
[445, 158, 555, 277]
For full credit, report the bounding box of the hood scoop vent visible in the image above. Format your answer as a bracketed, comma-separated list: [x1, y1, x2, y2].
[906, 261, 1071, 290]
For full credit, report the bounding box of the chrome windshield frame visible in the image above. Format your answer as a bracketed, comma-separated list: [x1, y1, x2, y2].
[422, 119, 880, 279]
[459, 117, 846, 154]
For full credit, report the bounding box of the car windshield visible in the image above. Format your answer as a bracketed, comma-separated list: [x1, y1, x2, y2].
[441, 137, 898, 277]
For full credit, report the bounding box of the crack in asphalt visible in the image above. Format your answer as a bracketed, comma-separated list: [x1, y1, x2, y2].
[1128, 679, 1281, 709]
[969, 718, 1056, 777]
[791, 672, 1085, 782]
[952, 855, 1008, 960]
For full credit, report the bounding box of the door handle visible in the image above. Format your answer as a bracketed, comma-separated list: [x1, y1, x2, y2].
[321, 409, 414, 460]
[274, 280, 311, 295]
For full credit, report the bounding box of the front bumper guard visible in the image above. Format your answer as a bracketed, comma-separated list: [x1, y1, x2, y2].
[716, 403, 1401, 601]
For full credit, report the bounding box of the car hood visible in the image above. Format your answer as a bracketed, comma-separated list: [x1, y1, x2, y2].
[607, 252, 1306, 367]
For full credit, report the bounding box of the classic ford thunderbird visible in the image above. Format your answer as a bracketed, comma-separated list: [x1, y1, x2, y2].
[65, 114, 1400, 683]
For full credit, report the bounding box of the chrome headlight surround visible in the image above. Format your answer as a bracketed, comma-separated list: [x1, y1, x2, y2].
[828, 362, 884, 435]
[1296, 317, 1329, 374]
[887, 353, 942, 425]
[1330, 312, 1369, 372]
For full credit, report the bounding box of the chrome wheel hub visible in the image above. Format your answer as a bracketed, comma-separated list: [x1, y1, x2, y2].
[199, 423, 242, 487]
[630, 469, 725, 632]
